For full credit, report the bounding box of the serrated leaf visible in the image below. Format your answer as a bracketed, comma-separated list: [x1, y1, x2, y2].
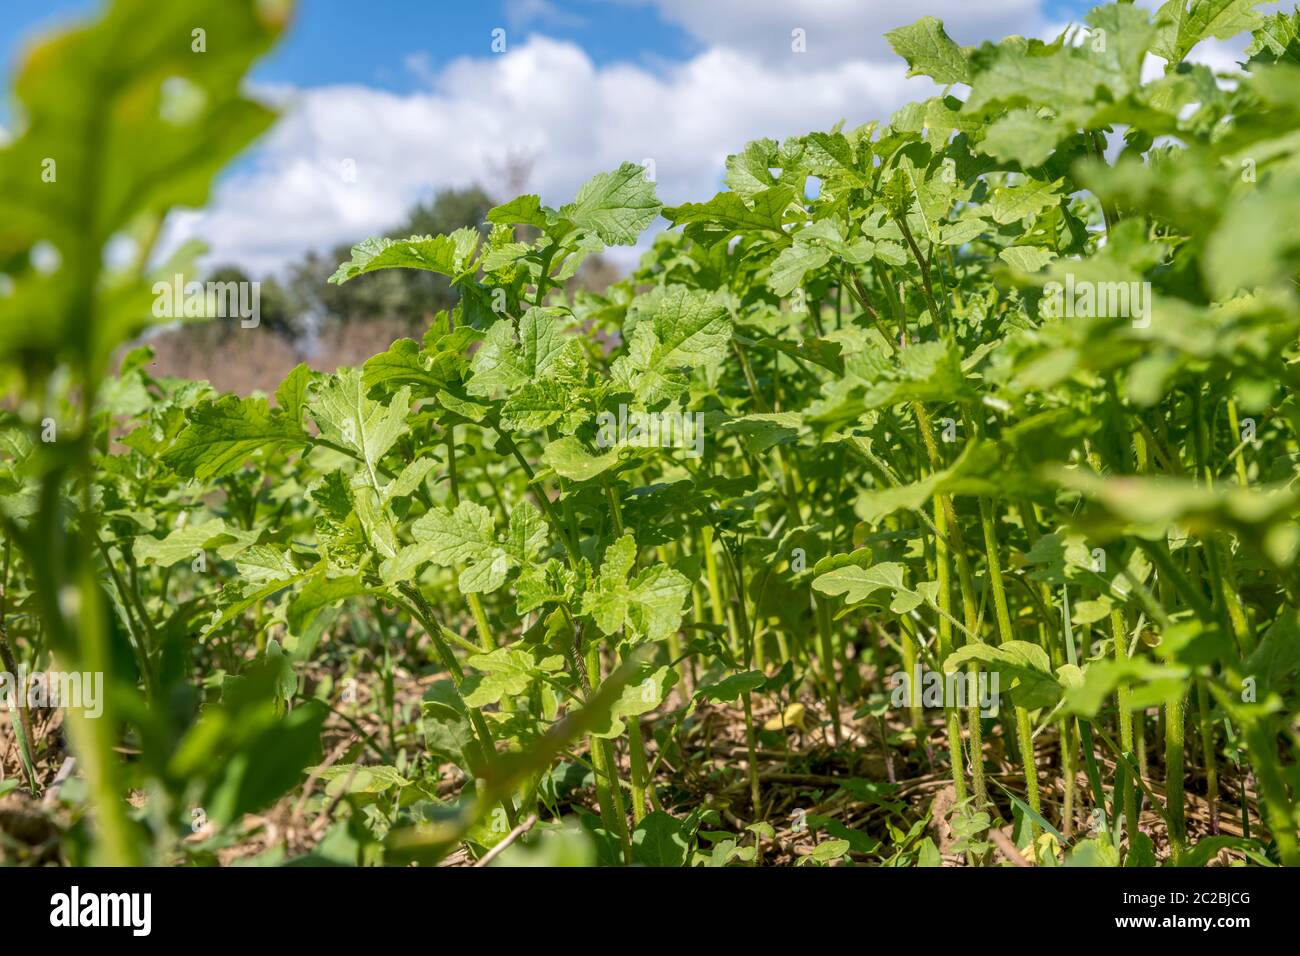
[133, 517, 228, 568]
[990, 177, 1064, 225]
[329, 229, 477, 284]
[812, 561, 907, 606]
[886, 17, 971, 85]
[581, 533, 691, 644]
[945, 640, 1061, 710]
[542, 436, 620, 482]
[467, 307, 575, 398]
[558, 162, 661, 246]
[662, 184, 795, 235]
[1152, 0, 1265, 64]
[463, 646, 541, 708]
[1000, 245, 1057, 271]
[311, 368, 411, 489]
[611, 286, 731, 404]
[287, 573, 371, 636]
[164, 395, 305, 480]
[400, 500, 511, 593]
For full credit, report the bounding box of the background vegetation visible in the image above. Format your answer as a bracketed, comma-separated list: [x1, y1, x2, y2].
[1, 0, 1298, 868]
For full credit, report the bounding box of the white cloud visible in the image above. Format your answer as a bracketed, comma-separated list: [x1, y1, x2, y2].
[505, 0, 587, 30]
[175, 1, 1263, 277]
[163, 35, 935, 275]
[641, 0, 1047, 64]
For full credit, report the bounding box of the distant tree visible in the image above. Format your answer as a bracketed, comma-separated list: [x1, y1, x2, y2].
[203, 265, 297, 340]
[288, 185, 497, 334]
[399, 186, 495, 239]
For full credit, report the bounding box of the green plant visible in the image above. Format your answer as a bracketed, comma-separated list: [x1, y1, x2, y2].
[2, 0, 1299, 868]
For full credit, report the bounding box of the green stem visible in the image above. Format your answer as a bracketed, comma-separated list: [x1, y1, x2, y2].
[932, 494, 968, 805]
[627, 716, 651, 825]
[814, 595, 842, 745]
[585, 642, 632, 861]
[396, 585, 518, 828]
[1111, 609, 1139, 841]
[979, 498, 1040, 832]
[1165, 690, 1187, 860]
[445, 427, 496, 653]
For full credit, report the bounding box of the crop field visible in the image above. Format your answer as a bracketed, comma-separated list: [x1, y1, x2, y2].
[1, 0, 1299, 877]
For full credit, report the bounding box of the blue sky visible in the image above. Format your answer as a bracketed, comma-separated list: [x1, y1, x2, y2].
[3, 1, 700, 93]
[2, 0, 1108, 274]
[3, 1, 1100, 92]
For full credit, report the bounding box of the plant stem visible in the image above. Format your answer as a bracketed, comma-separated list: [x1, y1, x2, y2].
[1111, 608, 1139, 841]
[1165, 690, 1187, 860]
[585, 641, 632, 861]
[978, 498, 1040, 833]
[932, 494, 969, 805]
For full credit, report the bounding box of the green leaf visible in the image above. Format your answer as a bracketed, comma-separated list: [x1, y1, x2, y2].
[205, 700, 327, 827]
[400, 501, 510, 593]
[362, 337, 459, 398]
[981, 109, 1072, 166]
[503, 504, 548, 564]
[1244, 610, 1300, 697]
[855, 441, 1001, 523]
[558, 162, 661, 246]
[1152, 0, 1265, 64]
[542, 436, 620, 482]
[311, 368, 411, 488]
[487, 194, 552, 231]
[1063, 657, 1191, 717]
[315, 764, 412, 797]
[989, 177, 1064, 225]
[265, 638, 298, 707]
[275, 363, 313, 428]
[885, 17, 971, 85]
[164, 395, 305, 480]
[589, 663, 680, 739]
[769, 243, 830, 297]
[611, 286, 732, 404]
[133, 517, 229, 568]
[1178, 835, 1268, 868]
[287, 573, 371, 635]
[422, 680, 475, 767]
[717, 412, 802, 453]
[965, 31, 1138, 116]
[695, 670, 766, 704]
[383, 457, 438, 504]
[856, 340, 972, 409]
[0, 0, 286, 372]
[329, 229, 477, 284]
[581, 533, 691, 643]
[467, 307, 576, 398]
[463, 646, 542, 708]
[1203, 167, 1300, 299]
[807, 839, 851, 864]
[662, 184, 795, 236]
[1000, 245, 1058, 272]
[234, 545, 301, 584]
[812, 561, 907, 606]
[945, 641, 1061, 711]
[631, 811, 690, 867]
